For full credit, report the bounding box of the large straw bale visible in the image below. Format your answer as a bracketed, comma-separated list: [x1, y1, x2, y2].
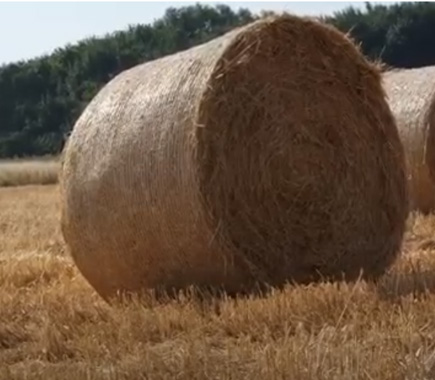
[60, 14, 408, 300]
[384, 66, 435, 213]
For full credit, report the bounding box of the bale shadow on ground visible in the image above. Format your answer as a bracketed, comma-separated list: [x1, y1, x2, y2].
[375, 268, 435, 302]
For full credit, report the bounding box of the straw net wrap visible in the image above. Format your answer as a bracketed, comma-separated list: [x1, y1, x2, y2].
[60, 15, 408, 300]
[384, 66, 435, 213]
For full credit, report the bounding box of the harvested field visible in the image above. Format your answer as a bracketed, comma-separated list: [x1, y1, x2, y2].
[0, 158, 59, 187]
[1, 185, 435, 379]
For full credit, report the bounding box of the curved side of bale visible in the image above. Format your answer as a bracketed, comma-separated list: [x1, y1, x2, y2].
[60, 27, 241, 299]
[60, 14, 408, 300]
[383, 66, 435, 214]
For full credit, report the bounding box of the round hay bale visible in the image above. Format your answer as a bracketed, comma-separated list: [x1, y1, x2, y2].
[60, 14, 409, 300]
[383, 66, 435, 214]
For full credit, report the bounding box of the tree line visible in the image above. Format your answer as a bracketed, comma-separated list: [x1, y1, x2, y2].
[1, 1, 434, 158]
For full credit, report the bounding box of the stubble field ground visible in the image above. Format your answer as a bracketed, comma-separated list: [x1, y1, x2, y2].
[2, 161, 435, 379]
[0, 157, 59, 187]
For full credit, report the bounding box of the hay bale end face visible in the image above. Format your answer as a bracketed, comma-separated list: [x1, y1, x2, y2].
[384, 66, 435, 214]
[60, 15, 409, 300]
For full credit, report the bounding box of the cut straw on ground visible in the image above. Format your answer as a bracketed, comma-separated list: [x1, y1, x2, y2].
[0, 158, 59, 187]
[1, 185, 435, 379]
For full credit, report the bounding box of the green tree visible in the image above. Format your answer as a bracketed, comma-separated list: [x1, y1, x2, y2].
[0, 3, 254, 158]
[327, 2, 435, 68]
[3, 2, 435, 158]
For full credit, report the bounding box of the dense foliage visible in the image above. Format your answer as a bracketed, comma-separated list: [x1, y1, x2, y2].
[1, 2, 434, 158]
[326, 2, 435, 68]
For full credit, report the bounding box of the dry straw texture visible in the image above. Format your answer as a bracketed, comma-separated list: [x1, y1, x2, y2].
[0, 158, 60, 187]
[3, 185, 435, 379]
[60, 14, 408, 300]
[384, 66, 435, 213]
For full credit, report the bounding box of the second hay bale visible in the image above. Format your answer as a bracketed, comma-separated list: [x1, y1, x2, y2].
[384, 66, 435, 213]
[60, 15, 409, 300]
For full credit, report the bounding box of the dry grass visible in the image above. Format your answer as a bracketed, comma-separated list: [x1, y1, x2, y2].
[2, 186, 435, 378]
[0, 158, 60, 187]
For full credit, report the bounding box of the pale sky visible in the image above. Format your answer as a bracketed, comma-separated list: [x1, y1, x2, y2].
[0, 1, 396, 65]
